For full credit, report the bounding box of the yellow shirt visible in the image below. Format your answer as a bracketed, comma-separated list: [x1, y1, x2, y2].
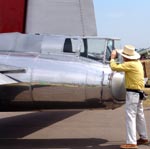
[110, 59, 144, 90]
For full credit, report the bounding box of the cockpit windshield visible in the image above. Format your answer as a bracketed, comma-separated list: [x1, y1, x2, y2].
[85, 37, 121, 63]
[86, 38, 106, 61]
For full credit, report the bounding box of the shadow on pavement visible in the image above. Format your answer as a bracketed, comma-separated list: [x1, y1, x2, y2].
[0, 110, 82, 138]
[0, 138, 120, 149]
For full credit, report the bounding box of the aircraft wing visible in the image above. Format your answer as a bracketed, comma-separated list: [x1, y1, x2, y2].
[0, 64, 26, 85]
[0, 64, 25, 73]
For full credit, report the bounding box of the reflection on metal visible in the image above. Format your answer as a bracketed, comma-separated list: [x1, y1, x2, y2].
[111, 72, 126, 101]
[0, 73, 17, 85]
[0, 32, 125, 109]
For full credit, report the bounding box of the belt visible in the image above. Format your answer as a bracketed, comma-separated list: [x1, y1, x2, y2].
[126, 89, 141, 93]
[126, 89, 146, 100]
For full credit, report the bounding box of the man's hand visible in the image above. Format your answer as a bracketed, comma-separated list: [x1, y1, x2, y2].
[111, 50, 117, 59]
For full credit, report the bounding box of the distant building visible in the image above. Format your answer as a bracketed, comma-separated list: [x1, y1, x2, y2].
[0, 0, 97, 36]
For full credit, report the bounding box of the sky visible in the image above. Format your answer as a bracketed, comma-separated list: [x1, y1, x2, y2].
[93, 0, 150, 49]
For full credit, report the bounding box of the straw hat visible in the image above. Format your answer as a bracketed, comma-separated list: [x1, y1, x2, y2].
[116, 45, 140, 59]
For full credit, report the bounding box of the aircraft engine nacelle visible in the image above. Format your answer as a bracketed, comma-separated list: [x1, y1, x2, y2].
[110, 72, 126, 101]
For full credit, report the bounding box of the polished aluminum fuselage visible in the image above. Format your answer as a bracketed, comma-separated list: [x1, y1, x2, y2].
[0, 51, 125, 104]
[0, 52, 101, 103]
[0, 33, 126, 106]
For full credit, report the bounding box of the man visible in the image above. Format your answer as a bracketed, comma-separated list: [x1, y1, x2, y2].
[110, 45, 149, 149]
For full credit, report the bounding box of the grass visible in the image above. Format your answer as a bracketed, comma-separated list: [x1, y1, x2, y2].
[142, 88, 150, 107]
[143, 99, 150, 107]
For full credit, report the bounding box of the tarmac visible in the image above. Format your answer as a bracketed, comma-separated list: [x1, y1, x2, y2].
[0, 104, 149, 149]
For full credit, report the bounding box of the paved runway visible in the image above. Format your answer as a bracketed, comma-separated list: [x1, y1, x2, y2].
[0, 105, 150, 149]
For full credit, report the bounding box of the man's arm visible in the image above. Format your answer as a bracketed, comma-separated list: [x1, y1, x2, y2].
[110, 50, 127, 72]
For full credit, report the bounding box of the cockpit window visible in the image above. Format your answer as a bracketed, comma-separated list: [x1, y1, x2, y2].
[71, 38, 84, 53]
[106, 40, 114, 61]
[86, 38, 106, 61]
[105, 39, 122, 63]
[63, 38, 83, 54]
[63, 38, 72, 53]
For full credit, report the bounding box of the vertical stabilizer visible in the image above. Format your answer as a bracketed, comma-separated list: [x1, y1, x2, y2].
[25, 0, 97, 36]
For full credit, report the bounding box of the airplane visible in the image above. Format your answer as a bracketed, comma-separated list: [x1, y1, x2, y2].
[0, 32, 127, 110]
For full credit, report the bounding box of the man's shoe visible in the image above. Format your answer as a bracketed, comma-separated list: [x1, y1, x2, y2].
[120, 144, 138, 149]
[137, 138, 149, 145]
